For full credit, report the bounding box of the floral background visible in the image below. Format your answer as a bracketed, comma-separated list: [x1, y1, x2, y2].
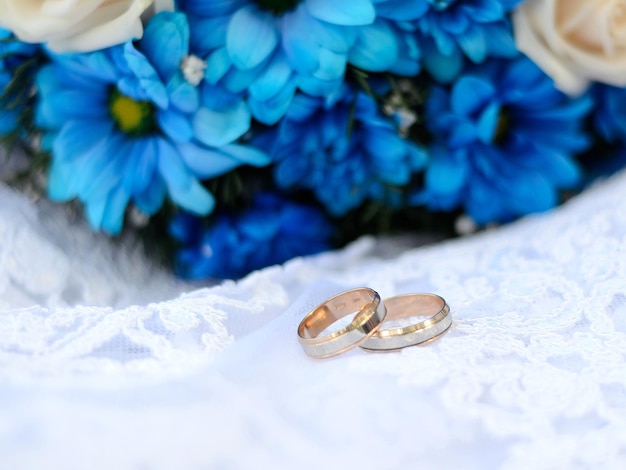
[1, 0, 626, 279]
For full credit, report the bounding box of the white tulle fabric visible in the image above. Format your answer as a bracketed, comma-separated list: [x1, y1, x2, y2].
[1, 168, 626, 469]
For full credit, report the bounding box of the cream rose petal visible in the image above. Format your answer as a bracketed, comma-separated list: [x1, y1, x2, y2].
[514, 0, 626, 95]
[565, 46, 626, 89]
[559, 1, 626, 89]
[513, 3, 588, 95]
[0, 0, 103, 39]
[42, 0, 86, 15]
[47, 0, 153, 52]
[0, 0, 154, 52]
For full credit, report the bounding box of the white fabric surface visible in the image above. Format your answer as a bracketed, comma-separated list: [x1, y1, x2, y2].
[1, 167, 626, 469]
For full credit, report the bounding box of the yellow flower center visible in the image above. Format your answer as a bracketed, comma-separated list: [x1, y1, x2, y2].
[109, 89, 155, 136]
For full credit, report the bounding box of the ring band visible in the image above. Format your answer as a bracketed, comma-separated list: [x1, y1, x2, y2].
[297, 287, 387, 359]
[360, 293, 451, 352]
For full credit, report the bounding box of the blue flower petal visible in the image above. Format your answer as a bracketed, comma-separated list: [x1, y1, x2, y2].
[183, 0, 246, 16]
[281, 8, 323, 76]
[219, 143, 270, 167]
[221, 63, 264, 93]
[249, 79, 297, 125]
[422, 39, 463, 83]
[457, 24, 487, 63]
[205, 47, 232, 84]
[313, 49, 347, 80]
[375, 0, 429, 21]
[440, 8, 470, 35]
[448, 121, 477, 148]
[451, 76, 495, 116]
[227, 6, 278, 70]
[101, 187, 131, 235]
[408, 143, 428, 169]
[200, 82, 242, 109]
[158, 108, 194, 143]
[283, 93, 319, 121]
[36, 67, 108, 128]
[37, 88, 107, 128]
[167, 74, 200, 113]
[296, 74, 342, 96]
[305, 0, 375, 26]
[141, 12, 189, 81]
[158, 139, 215, 214]
[477, 102, 500, 143]
[193, 100, 251, 147]
[48, 160, 81, 201]
[481, 22, 517, 58]
[119, 44, 169, 108]
[51, 118, 114, 163]
[177, 141, 248, 178]
[462, 0, 503, 22]
[53, 50, 119, 84]
[85, 196, 107, 231]
[122, 138, 158, 194]
[426, 147, 468, 196]
[79, 136, 127, 201]
[283, 6, 357, 54]
[188, 15, 228, 55]
[248, 52, 292, 101]
[135, 178, 166, 215]
[507, 172, 555, 214]
[350, 20, 399, 72]
[540, 153, 581, 187]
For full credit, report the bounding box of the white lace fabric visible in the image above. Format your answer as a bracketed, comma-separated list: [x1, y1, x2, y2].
[1, 168, 626, 469]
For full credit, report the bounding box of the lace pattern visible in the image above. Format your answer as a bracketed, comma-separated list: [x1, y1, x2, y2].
[1, 168, 626, 469]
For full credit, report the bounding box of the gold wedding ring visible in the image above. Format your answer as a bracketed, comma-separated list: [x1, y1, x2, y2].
[297, 287, 387, 359]
[360, 293, 451, 352]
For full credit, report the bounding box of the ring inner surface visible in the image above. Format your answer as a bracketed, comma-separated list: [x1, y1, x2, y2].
[378, 294, 446, 336]
[385, 294, 443, 320]
[300, 289, 376, 339]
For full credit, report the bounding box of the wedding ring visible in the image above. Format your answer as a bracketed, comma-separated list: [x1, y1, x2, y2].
[297, 287, 387, 359]
[360, 293, 451, 352]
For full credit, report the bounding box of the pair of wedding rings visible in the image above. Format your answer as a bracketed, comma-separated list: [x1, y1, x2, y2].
[297, 288, 451, 359]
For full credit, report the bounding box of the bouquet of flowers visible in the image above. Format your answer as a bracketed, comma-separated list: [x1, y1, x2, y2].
[1, 0, 625, 280]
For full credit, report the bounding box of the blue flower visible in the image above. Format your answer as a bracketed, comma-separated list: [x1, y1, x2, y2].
[593, 84, 626, 143]
[36, 12, 269, 234]
[577, 84, 626, 179]
[255, 85, 426, 216]
[348, 0, 426, 76]
[414, 0, 522, 83]
[417, 56, 592, 224]
[170, 192, 333, 279]
[180, 0, 422, 125]
[0, 29, 39, 136]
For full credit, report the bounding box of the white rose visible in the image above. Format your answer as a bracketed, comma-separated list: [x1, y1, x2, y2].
[513, 0, 626, 95]
[0, 0, 156, 53]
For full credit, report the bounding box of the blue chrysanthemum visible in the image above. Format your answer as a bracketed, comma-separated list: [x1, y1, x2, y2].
[170, 192, 333, 279]
[593, 84, 626, 143]
[255, 85, 426, 216]
[414, 0, 522, 83]
[0, 28, 39, 136]
[36, 12, 269, 234]
[576, 84, 626, 179]
[347, 0, 425, 77]
[179, 0, 423, 125]
[417, 56, 592, 224]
